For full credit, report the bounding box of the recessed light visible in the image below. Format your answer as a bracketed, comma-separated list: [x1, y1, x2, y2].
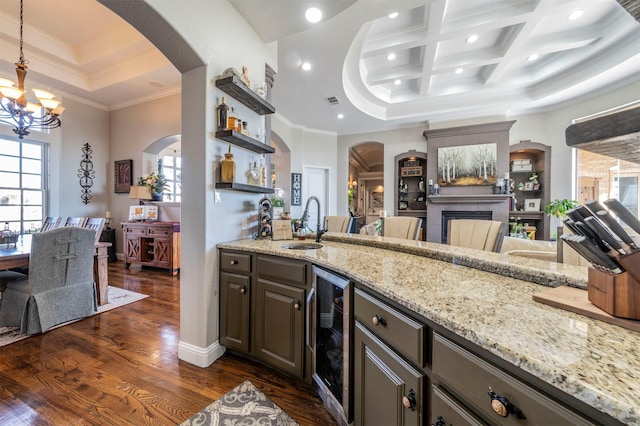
[388, 12, 399, 19]
[387, 53, 396, 61]
[455, 68, 464, 74]
[568, 9, 584, 20]
[393, 79, 402, 85]
[301, 62, 312, 71]
[465, 34, 478, 43]
[527, 54, 539, 62]
[305, 7, 322, 23]
[337, 114, 344, 119]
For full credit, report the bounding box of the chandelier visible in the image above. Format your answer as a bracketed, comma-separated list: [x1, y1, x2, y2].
[0, 0, 64, 139]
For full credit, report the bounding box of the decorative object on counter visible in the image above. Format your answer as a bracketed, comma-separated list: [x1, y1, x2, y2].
[271, 194, 285, 219]
[432, 183, 440, 196]
[437, 142, 497, 186]
[217, 96, 229, 130]
[241, 66, 251, 88]
[78, 143, 95, 204]
[291, 173, 302, 206]
[220, 145, 236, 183]
[114, 159, 133, 193]
[129, 185, 152, 205]
[254, 197, 273, 239]
[128, 205, 157, 221]
[1, 222, 19, 247]
[0, 0, 64, 139]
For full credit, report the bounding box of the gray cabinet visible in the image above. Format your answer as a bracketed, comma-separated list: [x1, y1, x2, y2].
[353, 287, 428, 426]
[432, 333, 596, 425]
[218, 250, 308, 380]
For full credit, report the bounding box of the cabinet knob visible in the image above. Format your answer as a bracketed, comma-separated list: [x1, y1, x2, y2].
[487, 387, 525, 419]
[294, 300, 301, 310]
[401, 388, 416, 411]
[240, 286, 246, 294]
[372, 314, 386, 326]
[229, 260, 238, 265]
[431, 416, 445, 426]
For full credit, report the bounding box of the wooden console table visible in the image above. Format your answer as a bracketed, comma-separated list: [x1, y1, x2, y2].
[122, 222, 180, 275]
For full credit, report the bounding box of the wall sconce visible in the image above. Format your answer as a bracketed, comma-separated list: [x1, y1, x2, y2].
[129, 186, 152, 205]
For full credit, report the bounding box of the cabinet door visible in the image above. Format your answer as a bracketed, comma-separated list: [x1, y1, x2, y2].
[124, 235, 140, 263]
[354, 322, 424, 426]
[220, 272, 251, 352]
[254, 278, 305, 378]
[153, 236, 171, 268]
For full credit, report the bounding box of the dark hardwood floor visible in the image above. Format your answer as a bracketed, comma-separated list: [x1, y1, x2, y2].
[0, 262, 337, 425]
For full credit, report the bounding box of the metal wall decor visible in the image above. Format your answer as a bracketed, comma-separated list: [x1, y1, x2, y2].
[78, 142, 95, 204]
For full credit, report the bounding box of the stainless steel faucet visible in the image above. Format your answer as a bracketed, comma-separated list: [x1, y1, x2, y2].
[302, 196, 327, 242]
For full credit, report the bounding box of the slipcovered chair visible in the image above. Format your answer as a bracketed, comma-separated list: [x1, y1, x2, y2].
[40, 216, 61, 232]
[83, 217, 106, 245]
[0, 227, 96, 335]
[324, 216, 353, 233]
[447, 219, 506, 252]
[382, 217, 422, 240]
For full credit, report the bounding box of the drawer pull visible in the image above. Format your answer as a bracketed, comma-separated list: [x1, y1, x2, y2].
[229, 260, 238, 265]
[294, 300, 301, 310]
[372, 314, 386, 326]
[402, 388, 416, 411]
[240, 286, 246, 294]
[488, 387, 525, 419]
[431, 416, 445, 426]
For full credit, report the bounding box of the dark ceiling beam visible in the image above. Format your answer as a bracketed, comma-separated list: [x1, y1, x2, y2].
[617, 0, 640, 21]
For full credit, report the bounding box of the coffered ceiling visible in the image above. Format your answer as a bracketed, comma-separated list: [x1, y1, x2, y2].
[1, 0, 639, 136]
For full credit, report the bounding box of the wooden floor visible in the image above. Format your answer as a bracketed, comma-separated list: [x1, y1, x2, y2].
[0, 262, 337, 425]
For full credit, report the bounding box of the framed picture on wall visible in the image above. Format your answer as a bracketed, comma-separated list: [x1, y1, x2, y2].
[115, 159, 133, 193]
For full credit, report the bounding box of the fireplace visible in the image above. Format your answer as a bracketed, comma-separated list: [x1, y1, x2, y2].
[441, 210, 492, 243]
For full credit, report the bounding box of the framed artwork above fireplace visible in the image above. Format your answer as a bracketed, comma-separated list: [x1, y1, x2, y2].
[437, 142, 497, 187]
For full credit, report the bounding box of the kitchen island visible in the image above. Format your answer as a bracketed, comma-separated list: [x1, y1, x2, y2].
[217, 234, 639, 425]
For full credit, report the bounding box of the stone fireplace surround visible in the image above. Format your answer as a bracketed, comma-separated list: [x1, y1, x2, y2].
[423, 121, 515, 244]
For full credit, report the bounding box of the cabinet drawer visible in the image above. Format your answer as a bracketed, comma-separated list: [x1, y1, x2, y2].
[431, 385, 487, 426]
[220, 251, 251, 274]
[354, 288, 426, 366]
[123, 225, 146, 236]
[256, 255, 306, 287]
[433, 333, 596, 425]
[147, 226, 172, 236]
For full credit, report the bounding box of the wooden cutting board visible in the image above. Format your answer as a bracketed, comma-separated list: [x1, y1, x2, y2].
[533, 286, 640, 332]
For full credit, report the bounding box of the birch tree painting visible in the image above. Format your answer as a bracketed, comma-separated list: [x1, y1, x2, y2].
[437, 143, 497, 186]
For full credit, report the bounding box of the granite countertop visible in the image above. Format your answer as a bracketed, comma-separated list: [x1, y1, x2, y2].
[217, 235, 639, 425]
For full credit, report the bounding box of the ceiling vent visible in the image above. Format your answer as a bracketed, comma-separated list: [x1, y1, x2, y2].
[325, 96, 341, 106]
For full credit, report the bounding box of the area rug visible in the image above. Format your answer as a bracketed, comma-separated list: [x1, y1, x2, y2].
[180, 380, 298, 426]
[0, 286, 148, 347]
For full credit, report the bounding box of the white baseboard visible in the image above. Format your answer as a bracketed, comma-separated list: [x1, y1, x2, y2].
[178, 339, 226, 367]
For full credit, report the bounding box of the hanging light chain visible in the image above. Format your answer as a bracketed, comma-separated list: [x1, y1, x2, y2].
[18, 0, 26, 66]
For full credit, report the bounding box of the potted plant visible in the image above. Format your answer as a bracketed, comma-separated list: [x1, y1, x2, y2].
[544, 199, 578, 219]
[270, 195, 285, 219]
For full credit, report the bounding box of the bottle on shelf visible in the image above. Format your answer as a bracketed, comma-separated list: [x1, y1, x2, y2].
[217, 97, 229, 131]
[228, 107, 239, 132]
[220, 145, 236, 183]
[241, 121, 250, 136]
[247, 161, 260, 186]
[259, 155, 267, 187]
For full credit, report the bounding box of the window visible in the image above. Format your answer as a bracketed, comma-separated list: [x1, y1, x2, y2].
[162, 154, 181, 202]
[0, 138, 47, 234]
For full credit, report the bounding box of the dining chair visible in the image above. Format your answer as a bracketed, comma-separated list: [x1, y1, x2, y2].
[447, 219, 506, 252]
[83, 217, 107, 245]
[63, 217, 87, 228]
[382, 217, 422, 240]
[41, 216, 61, 232]
[0, 227, 96, 334]
[324, 216, 354, 233]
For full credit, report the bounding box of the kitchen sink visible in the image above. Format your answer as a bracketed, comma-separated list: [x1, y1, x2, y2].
[281, 242, 323, 250]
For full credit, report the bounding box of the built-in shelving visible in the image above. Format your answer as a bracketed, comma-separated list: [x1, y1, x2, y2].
[215, 182, 274, 194]
[427, 194, 512, 204]
[215, 76, 275, 115]
[215, 130, 275, 154]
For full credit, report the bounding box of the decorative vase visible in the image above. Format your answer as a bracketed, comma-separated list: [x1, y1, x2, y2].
[152, 191, 163, 201]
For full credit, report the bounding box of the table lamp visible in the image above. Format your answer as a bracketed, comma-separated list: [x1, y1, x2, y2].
[129, 186, 152, 205]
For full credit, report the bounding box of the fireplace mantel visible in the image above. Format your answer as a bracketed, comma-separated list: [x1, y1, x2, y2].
[428, 194, 511, 204]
